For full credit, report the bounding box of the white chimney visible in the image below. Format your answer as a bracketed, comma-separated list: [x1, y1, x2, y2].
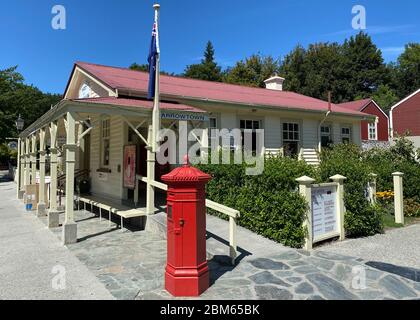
[264, 75, 285, 91]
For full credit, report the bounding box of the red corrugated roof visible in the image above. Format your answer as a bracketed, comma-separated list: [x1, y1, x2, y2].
[338, 99, 372, 112]
[71, 97, 206, 113]
[74, 61, 368, 117]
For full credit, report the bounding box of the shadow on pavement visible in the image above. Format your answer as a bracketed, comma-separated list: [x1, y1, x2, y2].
[366, 261, 420, 282]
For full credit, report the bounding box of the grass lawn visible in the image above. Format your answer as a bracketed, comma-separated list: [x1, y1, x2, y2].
[382, 213, 420, 230]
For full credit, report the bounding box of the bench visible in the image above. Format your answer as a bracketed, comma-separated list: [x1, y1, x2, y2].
[77, 195, 146, 230]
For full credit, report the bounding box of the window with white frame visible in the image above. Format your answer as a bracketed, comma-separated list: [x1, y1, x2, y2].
[208, 117, 217, 148]
[341, 126, 351, 144]
[282, 122, 300, 156]
[320, 125, 332, 147]
[368, 122, 377, 140]
[101, 118, 111, 166]
[240, 119, 261, 152]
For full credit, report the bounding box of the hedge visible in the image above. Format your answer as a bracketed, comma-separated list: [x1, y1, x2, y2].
[319, 144, 384, 237]
[197, 155, 317, 248]
[197, 140, 420, 248]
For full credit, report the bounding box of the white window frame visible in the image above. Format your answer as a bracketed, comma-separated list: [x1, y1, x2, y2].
[282, 122, 300, 142]
[368, 122, 378, 141]
[208, 117, 218, 148]
[240, 119, 262, 151]
[341, 126, 351, 143]
[101, 118, 111, 167]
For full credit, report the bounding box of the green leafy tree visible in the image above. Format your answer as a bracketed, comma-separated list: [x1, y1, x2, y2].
[341, 32, 387, 100]
[224, 54, 281, 88]
[129, 63, 149, 72]
[279, 45, 306, 93]
[371, 84, 399, 114]
[279, 32, 388, 103]
[184, 41, 223, 82]
[395, 43, 420, 97]
[0, 66, 61, 143]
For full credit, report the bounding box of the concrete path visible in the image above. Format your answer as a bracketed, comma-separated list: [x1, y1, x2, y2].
[0, 180, 114, 300]
[315, 224, 420, 273]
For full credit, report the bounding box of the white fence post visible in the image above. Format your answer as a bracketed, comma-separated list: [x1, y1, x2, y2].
[330, 175, 347, 241]
[229, 216, 237, 265]
[296, 176, 315, 250]
[392, 172, 404, 224]
[368, 173, 378, 205]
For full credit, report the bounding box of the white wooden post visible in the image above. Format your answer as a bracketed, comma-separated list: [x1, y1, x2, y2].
[146, 123, 155, 215]
[24, 137, 30, 187]
[37, 128, 47, 216]
[229, 216, 238, 265]
[16, 137, 21, 198]
[31, 134, 37, 185]
[392, 172, 404, 224]
[48, 121, 60, 228]
[134, 178, 139, 207]
[368, 173, 378, 205]
[19, 139, 26, 198]
[63, 112, 78, 244]
[330, 174, 347, 241]
[296, 176, 315, 250]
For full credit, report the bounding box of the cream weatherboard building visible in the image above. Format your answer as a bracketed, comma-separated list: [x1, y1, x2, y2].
[15, 62, 375, 244]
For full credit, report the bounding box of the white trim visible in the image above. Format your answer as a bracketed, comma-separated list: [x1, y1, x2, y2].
[390, 89, 420, 113]
[390, 89, 420, 138]
[64, 66, 117, 99]
[368, 121, 378, 141]
[361, 100, 389, 120]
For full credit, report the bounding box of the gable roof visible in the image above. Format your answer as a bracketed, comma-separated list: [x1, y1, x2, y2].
[390, 88, 420, 112]
[339, 98, 389, 120]
[68, 61, 369, 117]
[338, 99, 372, 112]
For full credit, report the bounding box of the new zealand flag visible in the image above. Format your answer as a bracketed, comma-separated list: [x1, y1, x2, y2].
[147, 22, 159, 100]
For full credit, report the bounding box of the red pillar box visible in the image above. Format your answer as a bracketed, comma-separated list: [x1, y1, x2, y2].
[161, 157, 211, 297]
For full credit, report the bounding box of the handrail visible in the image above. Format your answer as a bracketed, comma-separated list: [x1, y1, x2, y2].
[136, 174, 240, 265]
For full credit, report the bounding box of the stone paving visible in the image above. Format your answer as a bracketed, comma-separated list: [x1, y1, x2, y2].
[35, 206, 420, 300]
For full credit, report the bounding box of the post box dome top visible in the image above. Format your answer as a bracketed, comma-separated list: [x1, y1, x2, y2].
[161, 156, 211, 183]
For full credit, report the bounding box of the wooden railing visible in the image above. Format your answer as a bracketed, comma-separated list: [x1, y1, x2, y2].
[136, 174, 240, 265]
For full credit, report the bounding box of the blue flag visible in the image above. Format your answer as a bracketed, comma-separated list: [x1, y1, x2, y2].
[147, 22, 159, 100]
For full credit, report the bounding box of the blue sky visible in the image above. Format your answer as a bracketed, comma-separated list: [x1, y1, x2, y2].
[0, 0, 418, 94]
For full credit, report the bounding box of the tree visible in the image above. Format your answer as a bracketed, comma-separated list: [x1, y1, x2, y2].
[279, 32, 388, 103]
[224, 54, 281, 88]
[0, 66, 61, 143]
[184, 41, 223, 82]
[279, 45, 306, 93]
[371, 84, 399, 114]
[302, 43, 347, 102]
[129, 63, 149, 72]
[341, 32, 387, 100]
[395, 43, 420, 97]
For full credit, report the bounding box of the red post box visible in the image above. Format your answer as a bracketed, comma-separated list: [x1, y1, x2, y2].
[161, 156, 211, 297]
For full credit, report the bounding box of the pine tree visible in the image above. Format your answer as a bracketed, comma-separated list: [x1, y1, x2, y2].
[184, 41, 223, 82]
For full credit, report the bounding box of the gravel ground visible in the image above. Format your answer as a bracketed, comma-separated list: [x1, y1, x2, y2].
[316, 224, 420, 270]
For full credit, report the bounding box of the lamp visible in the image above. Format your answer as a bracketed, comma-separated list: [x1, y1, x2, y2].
[15, 114, 24, 132]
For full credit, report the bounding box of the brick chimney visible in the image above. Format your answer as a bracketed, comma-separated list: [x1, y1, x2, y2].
[264, 75, 285, 91]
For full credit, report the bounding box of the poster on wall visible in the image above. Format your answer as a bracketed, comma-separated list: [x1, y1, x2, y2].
[123, 145, 136, 189]
[311, 185, 338, 241]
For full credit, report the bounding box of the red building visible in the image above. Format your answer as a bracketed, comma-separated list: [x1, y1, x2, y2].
[339, 99, 389, 142]
[390, 89, 420, 148]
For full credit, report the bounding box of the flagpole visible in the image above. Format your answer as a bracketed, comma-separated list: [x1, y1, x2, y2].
[152, 3, 161, 153]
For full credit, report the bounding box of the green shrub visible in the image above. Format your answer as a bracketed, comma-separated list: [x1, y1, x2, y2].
[197, 154, 317, 248]
[319, 144, 384, 237]
[404, 198, 420, 217]
[363, 136, 420, 202]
